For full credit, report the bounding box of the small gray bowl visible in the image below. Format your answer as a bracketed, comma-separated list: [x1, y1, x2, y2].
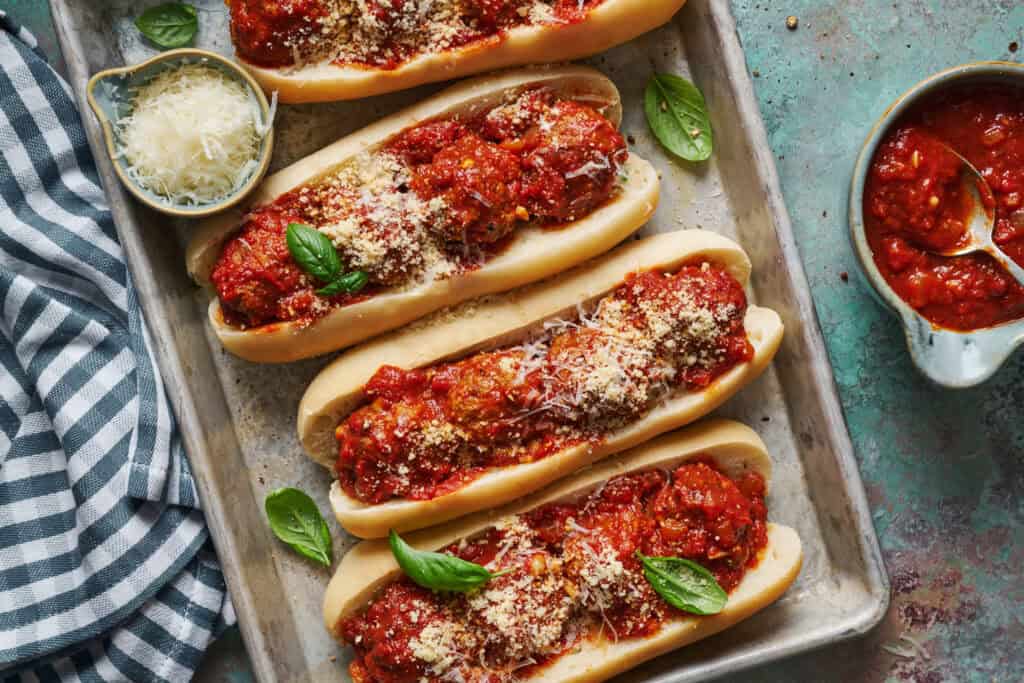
[86, 48, 274, 219]
[849, 61, 1024, 388]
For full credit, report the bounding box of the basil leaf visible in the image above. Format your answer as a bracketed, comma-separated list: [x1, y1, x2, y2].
[265, 488, 333, 567]
[135, 3, 198, 49]
[389, 529, 506, 592]
[644, 73, 713, 162]
[317, 270, 368, 296]
[286, 223, 341, 284]
[635, 552, 727, 615]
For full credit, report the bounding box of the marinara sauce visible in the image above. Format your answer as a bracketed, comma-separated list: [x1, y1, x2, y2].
[230, 0, 611, 71]
[863, 84, 1024, 330]
[335, 264, 752, 504]
[339, 460, 768, 683]
[229, 0, 329, 68]
[210, 90, 626, 329]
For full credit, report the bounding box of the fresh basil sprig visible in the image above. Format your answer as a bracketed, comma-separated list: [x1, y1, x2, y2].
[286, 222, 341, 282]
[317, 270, 368, 297]
[265, 488, 333, 567]
[644, 73, 714, 162]
[135, 3, 198, 49]
[635, 551, 727, 615]
[285, 223, 368, 296]
[389, 530, 509, 592]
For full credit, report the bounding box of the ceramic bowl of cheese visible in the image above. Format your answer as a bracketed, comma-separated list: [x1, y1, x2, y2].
[86, 48, 274, 218]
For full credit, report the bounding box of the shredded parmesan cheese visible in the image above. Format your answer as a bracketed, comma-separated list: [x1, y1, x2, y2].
[467, 567, 575, 664]
[399, 511, 658, 677]
[305, 150, 457, 286]
[116, 64, 268, 206]
[410, 620, 469, 674]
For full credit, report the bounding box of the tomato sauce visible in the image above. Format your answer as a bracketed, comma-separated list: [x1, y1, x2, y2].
[229, 0, 329, 68]
[210, 90, 626, 329]
[339, 460, 769, 683]
[518, 100, 630, 223]
[409, 133, 524, 244]
[335, 350, 582, 504]
[209, 209, 374, 329]
[335, 263, 752, 504]
[229, 0, 610, 71]
[864, 84, 1024, 330]
[615, 265, 752, 390]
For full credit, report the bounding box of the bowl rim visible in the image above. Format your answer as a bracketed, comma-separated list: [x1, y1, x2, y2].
[85, 47, 274, 219]
[848, 60, 1024, 387]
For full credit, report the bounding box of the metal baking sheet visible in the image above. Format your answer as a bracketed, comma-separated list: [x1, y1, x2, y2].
[50, 0, 889, 680]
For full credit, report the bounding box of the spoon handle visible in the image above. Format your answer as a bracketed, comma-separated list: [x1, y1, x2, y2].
[992, 246, 1024, 289]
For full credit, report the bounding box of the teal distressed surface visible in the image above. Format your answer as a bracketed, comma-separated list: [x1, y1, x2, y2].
[729, 1, 1023, 680]
[9, 0, 1023, 680]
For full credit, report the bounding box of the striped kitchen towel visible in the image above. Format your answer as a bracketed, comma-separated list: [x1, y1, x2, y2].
[0, 12, 235, 682]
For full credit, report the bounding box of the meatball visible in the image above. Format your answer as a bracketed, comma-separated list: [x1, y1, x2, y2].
[339, 582, 441, 683]
[519, 100, 628, 223]
[444, 352, 529, 442]
[335, 398, 454, 504]
[479, 89, 553, 142]
[545, 327, 655, 424]
[210, 210, 315, 328]
[229, 0, 329, 68]
[648, 462, 760, 588]
[642, 266, 748, 351]
[337, 365, 470, 503]
[326, 212, 427, 287]
[411, 133, 526, 245]
[388, 120, 466, 165]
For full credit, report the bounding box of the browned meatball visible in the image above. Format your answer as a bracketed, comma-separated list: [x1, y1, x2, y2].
[411, 133, 525, 245]
[209, 209, 314, 327]
[519, 100, 628, 223]
[443, 351, 526, 441]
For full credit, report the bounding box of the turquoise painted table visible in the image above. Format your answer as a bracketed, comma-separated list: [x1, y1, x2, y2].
[11, 0, 1022, 680]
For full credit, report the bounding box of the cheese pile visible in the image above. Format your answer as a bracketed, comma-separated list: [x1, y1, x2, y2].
[116, 63, 270, 206]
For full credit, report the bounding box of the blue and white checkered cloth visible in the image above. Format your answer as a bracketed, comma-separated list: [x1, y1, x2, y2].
[0, 14, 235, 682]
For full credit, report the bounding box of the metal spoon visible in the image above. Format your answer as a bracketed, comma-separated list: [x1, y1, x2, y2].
[931, 145, 1024, 285]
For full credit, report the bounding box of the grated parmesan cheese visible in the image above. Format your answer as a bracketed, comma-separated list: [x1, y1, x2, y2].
[467, 565, 575, 664]
[116, 63, 270, 206]
[410, 620, 470, 674]
[305, 150, 456, 287]
[396, 511, 659, 677]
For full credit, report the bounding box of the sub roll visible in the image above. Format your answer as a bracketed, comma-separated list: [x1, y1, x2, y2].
[228, 0, 688, 103]
[298, 230, 785, 538]
[325, 419, 803, 683]
[188, 67, 659, 362]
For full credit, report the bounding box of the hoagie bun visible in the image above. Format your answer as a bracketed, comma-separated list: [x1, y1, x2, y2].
[188, 67, 658, 362]
[299, 231, 785, 538]
[325, 419, 803, 682]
